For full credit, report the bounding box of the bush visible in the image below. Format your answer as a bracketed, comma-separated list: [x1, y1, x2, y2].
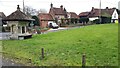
[93, 19, 100, 24]
[93, 17, 111, 24]
[70, 18, 78, 24]
[79, 17, 89, 24]
[32, 16, 40, 26]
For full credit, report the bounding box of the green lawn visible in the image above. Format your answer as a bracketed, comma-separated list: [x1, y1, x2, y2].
[2, 24, 118, 66]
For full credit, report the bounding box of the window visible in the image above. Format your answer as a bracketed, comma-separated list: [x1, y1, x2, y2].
[114, 13, 116, 18]
[11, 25, 15, 34]
[18, 26, 21, 33]
[22, 26, 25, 33]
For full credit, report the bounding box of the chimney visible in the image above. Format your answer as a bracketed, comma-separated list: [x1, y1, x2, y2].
[92, 7, 94, 11]
[60, 5, 63, 10]
[17, 5, 20, 10]
[50, 3, 53, 8]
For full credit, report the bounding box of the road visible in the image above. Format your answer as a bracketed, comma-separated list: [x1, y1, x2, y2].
[0, 32, 11, 40]
[0, 53, 24, 66]
[2, 56, 24, 66]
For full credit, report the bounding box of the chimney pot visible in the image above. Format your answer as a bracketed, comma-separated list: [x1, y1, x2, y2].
[60, 5, 63, 9]
[50, 3, 53, 8]
[106, 7, 108, 9]
[17, 5, 20, 10]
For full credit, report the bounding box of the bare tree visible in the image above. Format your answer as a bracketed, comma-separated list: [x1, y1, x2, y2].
[24, 6, 37, 16]
[37, 9, 47, 14]
[24, 6, 47, 16]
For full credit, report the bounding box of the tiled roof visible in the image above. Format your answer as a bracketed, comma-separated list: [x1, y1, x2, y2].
[3, 5, 33, 21]
[89, 8, 115, 17]
[68, 12, 79, 18]
[38, 13, 54, 21]
[116, 9, 120, 15]
[50, 7, 66, 15]
[79, 12, 90, 17]
[0, 12, 6, 18]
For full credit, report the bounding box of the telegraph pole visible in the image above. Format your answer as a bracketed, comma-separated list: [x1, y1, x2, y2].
[23, 0, 25, 13]
[99, 0, 101, 24]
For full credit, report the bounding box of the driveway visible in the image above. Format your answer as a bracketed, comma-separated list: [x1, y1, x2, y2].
[42, 26, 82, 34]
[45, 27, 68, 33]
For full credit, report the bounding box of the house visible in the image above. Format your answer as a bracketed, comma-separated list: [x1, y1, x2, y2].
[79, 12, 90, 18]
[49, 3, 67, 24]
[67, 12, 79, 24]
[89, 7, 120, 23]
[2, 5, 34, 40]
[112, 9, 120, 23]
[67, 12, 79, 19]
[38, 13, 54, 28]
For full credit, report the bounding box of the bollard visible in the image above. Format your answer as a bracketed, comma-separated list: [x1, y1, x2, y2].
[41, 48, 44, 59]
[82, 53, 86, 67]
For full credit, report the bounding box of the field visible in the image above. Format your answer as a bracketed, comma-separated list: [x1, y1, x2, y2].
[2, 24, 118, 66]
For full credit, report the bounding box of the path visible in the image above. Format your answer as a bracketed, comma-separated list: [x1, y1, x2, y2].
[42, 26, 82, 34]
[0, 32, 11, 40]
[0, 54, 24, 66]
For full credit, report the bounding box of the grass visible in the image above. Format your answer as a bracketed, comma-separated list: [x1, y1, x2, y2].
[1, 24, 118, 66]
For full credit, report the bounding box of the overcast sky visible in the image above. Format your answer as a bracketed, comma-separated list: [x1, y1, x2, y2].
[0, 0, 120, 16]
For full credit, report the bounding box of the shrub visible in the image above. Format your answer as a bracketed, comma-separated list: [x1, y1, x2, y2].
[32, 16, 40, 26]
[93, 19, 100, 24]
[79, 17, 89, 23]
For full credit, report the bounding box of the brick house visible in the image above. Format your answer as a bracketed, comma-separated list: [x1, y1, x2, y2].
[49, 3, 67, 25]
[38, 13, 54, 28]
[49, 3, 79, 25]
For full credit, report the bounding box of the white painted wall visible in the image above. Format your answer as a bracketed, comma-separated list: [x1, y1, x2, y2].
[55, 15, 65, 20]
[67, 13, 71, 18]
[112, 9, 118, 19]
[89, 17, 99, 21]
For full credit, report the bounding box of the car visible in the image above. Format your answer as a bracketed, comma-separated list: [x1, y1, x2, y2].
[48, 21, 59, 29]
